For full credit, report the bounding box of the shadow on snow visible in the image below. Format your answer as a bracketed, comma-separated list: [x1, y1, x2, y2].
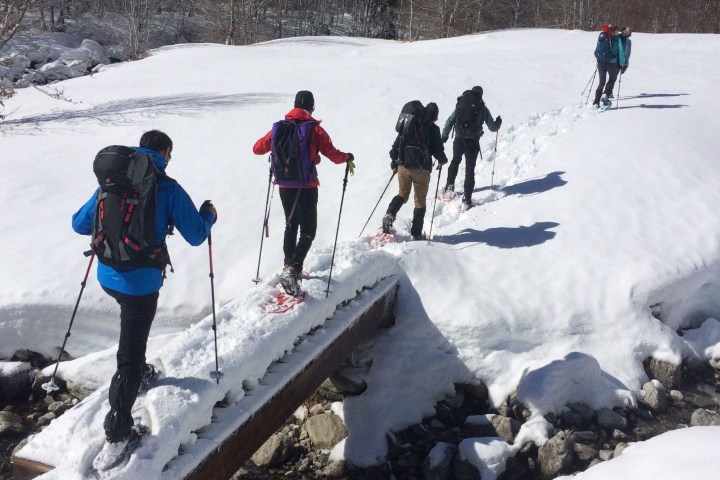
[433, 222, 560, 248]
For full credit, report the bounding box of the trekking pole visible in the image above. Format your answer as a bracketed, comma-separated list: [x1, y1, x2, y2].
[207, 233, 224, 384]
[42, 252, 95, 393]
[581, 68, 597, 97]
[326, 163, 351, 298]
[585, 68, 598, 105]
[427, 165, 443, 244]
[490, 130, 499, 189]
[616, 71, 622, 110]
[358, 171, 396, 237]
[252, 167, 274, 284]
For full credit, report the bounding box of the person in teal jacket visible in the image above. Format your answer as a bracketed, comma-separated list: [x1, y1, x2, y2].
[72, 130, 217, 455]
[441, 86, 502, 208]
[593, 24, 625, 107]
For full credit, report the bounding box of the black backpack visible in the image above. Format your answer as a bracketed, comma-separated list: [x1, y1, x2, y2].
[395, 100, 430, 168]
[454, 90, 484, 139]
[90, 146, 169, 270]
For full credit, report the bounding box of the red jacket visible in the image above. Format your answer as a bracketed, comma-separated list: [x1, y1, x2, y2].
[253, 108, 350, 188]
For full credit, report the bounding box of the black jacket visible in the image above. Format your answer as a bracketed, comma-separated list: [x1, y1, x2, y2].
[390, 122, 448, 171]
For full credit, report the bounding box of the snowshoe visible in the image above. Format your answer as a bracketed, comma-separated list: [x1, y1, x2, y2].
[279, 266, 302, 298]
[263, 290, 306, 314]
[410, 233, 427, 241]
[598, 94, 612, 112]
[370, 230, 396, 248]
[442, 185, 456, 202]
[92, 424, 148, 472]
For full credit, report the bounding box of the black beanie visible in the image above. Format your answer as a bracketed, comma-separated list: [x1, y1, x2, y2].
[426, 102, 439, 122]
[294, 90, 315, 110]
[472, 85, 483, 98]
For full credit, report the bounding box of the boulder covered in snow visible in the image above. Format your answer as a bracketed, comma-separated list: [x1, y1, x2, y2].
[1, 38, 110, 86]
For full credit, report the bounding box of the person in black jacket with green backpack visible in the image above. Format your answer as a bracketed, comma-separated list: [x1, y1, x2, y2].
[441, 86, 502, 208]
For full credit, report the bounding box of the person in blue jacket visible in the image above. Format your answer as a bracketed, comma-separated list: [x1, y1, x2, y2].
[72, 130, 217, 452]
[593, 24, 625, 108]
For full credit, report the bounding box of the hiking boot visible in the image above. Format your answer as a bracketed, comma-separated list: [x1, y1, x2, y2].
[607, 93, 614, 99]
[443, 184, 454, 194]
[411, 233, 427, 241]
[462, 198, 474, 210]
[279, 265, 301, 297]
[139, 364, 160, 392]
[382, 213, 395, 234]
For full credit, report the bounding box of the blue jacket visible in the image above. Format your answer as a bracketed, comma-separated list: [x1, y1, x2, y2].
[594, 33, 625, 66]
[72, 147, 214, 295]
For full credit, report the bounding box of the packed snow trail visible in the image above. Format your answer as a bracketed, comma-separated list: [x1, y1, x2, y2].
[20, 245, 400, 479]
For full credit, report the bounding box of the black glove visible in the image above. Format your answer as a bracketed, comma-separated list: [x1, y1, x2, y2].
[437, 157, 448, 168]
[621, 65, 628, 74]
[201, 200, 217, 224]
[441, 134, 449, 144]
[347, 153, 354, 162]
[495, 116, 502, 129]
[390, 161, 398, 174]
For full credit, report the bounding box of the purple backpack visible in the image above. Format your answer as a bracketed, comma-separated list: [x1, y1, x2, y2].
[271, 120, 317, 188]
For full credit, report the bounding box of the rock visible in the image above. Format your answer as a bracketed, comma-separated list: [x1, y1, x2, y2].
[304, 413, 347, 449]
[423, 442, 456, 480]
[309, 403, 324, 415]
[0, 411, 27, 437]
[573, 443, 598, 462]
[453, 455, 481, 480]
[318, 367, 367, 400]
[598, 449, 614, 461]
[646, 357, 681, 389]
[47, 401, 71, 415]
[37, 412, 56, 427]
[567, 402, 597, 425]
[690, 408, 720, 426]
[463, 414, 495, 437]
[11, 349, 49, 369]
[323, 459, 345, 478]
[491, 415, 521, 442]
[686, 393, 716, 409]
[571, 430, 598, 443]
[538, 431, 576, 478]
[250, 433, 294, 468]
[596, 408, 627, 430]
[614, 442, 630, 457]
[641, 381, 669, 413]
[0, 361, 32, 402]
[560, 408, 583, 428]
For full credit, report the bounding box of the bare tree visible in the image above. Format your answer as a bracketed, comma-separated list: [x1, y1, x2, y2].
[0, 0, 30, 51]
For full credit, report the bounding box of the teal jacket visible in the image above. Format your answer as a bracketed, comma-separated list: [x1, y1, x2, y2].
[595, 33, 625, 66]
[441, 103, 500, 141]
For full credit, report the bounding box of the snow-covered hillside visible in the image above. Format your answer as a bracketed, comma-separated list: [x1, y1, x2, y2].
[2, 29, 720, 478]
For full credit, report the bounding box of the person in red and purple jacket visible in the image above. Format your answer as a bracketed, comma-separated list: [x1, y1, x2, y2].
[253, 90, 354, 296]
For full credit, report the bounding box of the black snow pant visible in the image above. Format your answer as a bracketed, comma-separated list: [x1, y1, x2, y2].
[446, 136, 481, 203]
[279, 186, 318, 273]
[102, 286, 159, 442]
[594, 62, 620, 104]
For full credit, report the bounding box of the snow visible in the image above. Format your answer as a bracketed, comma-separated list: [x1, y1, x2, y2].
[2, 28, 720, 478]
